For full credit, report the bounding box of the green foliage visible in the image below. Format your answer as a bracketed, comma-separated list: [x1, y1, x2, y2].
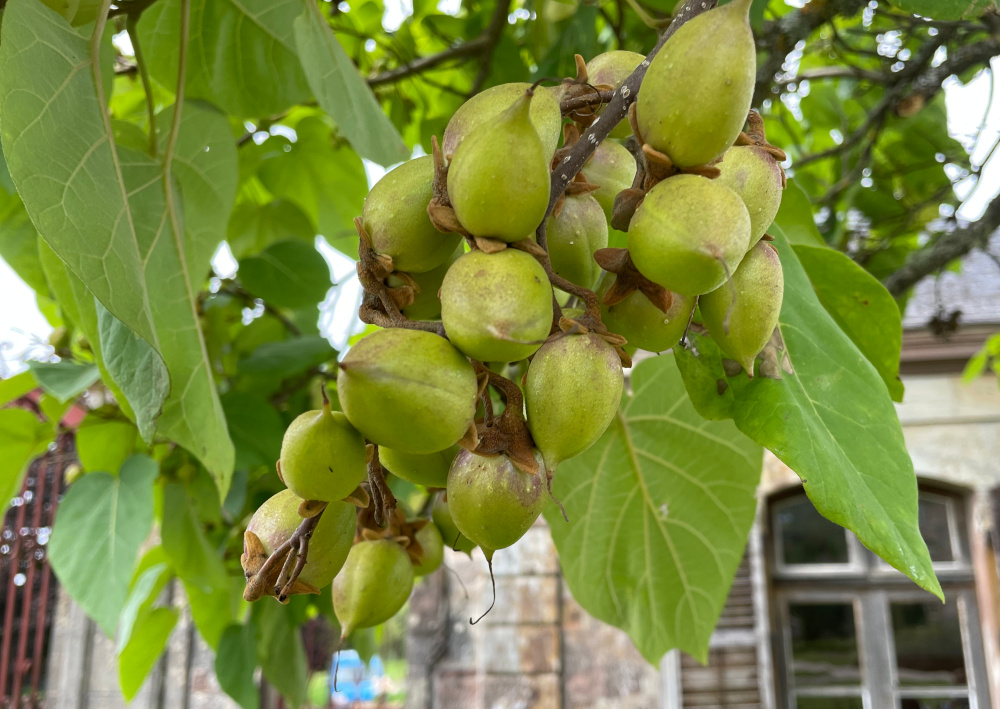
[28, 361, 100, 402]
[884, 0, 995, 20]
[217, 622, 261, 709]
[0, 408, 53, 514]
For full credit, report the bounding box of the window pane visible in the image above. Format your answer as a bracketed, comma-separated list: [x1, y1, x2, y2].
[918, 497, 954, 563]
[891, 601, 966, 687]
[777, 497, 850, 565]
[796, 697, 864, 709]
[900, 699, 969, 709]
[789, 603, 861, 686]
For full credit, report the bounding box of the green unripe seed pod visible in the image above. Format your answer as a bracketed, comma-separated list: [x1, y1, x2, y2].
[247, 490, 356, 590]
[582, 140, 637, 221]
[443, 83, 563, 161]
[598, 273, 696, 353]
[380, 446, 458, 488]
[446, 450, 547, 560]
[278, 402, 367, 502]
[586, 51, 646, 139]
[363, 156, 462, 273]
[716, 145, 785, 249]
[637, 0, 755, 167]
[628, 174, 750, 296]
[524, 333, 624, 469]
[333, 539, 414, 637]
[441, 249, 553, 363]
[432, 492, 477, 554]
[337, 329, 478, 454]
[700, 241, 784, 375]
[412, 522, 445, 576]
[447, 91, 551, 242]
[545, 194, 608, 290]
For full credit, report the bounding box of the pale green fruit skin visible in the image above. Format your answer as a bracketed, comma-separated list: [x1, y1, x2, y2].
[380, 446, 458, 488]
[598, 273, 696, 353]
[279, 405, 367, 502]
[247, 490, 355, 590]
[586, 51, 645, 139]
[386, 248, 461, 320]
[716, 146, 784, 248]
[628, 174, 751, 296]
[447, 94, 551, 242]
[413, 522, 445, 576]
[700, 241, 784, 374]
[333, 540, 414, 636]
[545, 194, 608, 290]
[637, 0, 755, 167]
[582, 140, 637, 221]
[447, 450, 547, 557]
[443, 83, 563, 161]
[432, 493, 476, 554]
[525, 333, 624, 468]
[441, 249, 553, 362]
[363, 156, 462, 273]
[337, 329, 477, 454]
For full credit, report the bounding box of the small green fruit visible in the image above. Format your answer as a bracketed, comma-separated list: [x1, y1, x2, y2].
[447, 91, 551, 242]
[380, 446, 458, 488]
[363, 156, 462, 273]
[247, 490, 356, 590]
[333, 539, 414, 637]
[700, 241, 784, 375]
[628, 174, 750, 296]
[413, 522, 445, 576]
[337, 329, 478, 453]
[598, 273, 696, 353]
[279, 402, 367, 502]
[386, 248, 462, 321]
[586, 51, 646, 139]
[447, 450, 547, 559]
[441, 249, 553, 363]
[716, 146, 784, 248]
[432, 493, 477, 554]
[545, 194, 608, 290]
[524, 333, 623, 468]
[637, 0, 755, 167]
[582, 140, 637, 221]
[443, 83, 563, 161]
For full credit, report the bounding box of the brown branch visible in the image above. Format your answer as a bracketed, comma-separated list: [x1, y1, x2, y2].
[367, 444, 396, 526]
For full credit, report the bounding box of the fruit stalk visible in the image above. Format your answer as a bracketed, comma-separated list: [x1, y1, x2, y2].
[366, 443, 397, 526]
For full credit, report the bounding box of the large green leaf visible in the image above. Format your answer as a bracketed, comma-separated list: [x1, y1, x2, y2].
[161, 481, 228, 593]
[117, 562, 172, 653]
[118, 607, 179, 700]
[237, 334, 336, 376]
[255, 601, 308, 708]
[773, 178, 824, 247]
[222, 392, 285, 470]
[186, 575, 241, 649]
[675, 231, 942, 600]
[48, 455, 158, 636]
[239, 240, 332, 309]
[140, 0, 312, 117]
[217, 622, 260, 709]
[28, 360, 99, 402]
[227, 199, 316, 259]
[0, 409, 53, 513]
[0, 191, 47, 294]
[546, 355, 762, 663]
[76, 415, 138, 474]
[884, 0, 994, 20]
[0, 372, 37, 407]
[0, 2, 236, 490]
[294, 0, 409, 167]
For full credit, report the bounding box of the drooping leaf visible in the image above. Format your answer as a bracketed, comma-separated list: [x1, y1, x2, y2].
[161, 481, 228, 593]
[546, 354, 762, 663]
[76, 415, 139, 474]
[0, 191, 47, 294]
[675, 230, 942, 600]
[0, 409, 53, 513]
[294, 0, 409, 166]
[0, 371, 37, 407]
[28, 360, 99, 402]
[227, 200, 316, 259]
[883, 0, 994, 20]
[118, 607, 179, 700]
[239, 240, 332, 309]
[773, 178, 825, 247]
[217, 622, 261, 709]
[186, 574, 242, 650]
[48, 455, 158, 636]
[237, 335, 336, 376]
[255, 600, 308, 708]
[222, 392, 286, 470]
[117, 562, 172, 653]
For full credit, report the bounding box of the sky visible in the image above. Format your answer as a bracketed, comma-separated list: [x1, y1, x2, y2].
[2, 4, 1000, 375]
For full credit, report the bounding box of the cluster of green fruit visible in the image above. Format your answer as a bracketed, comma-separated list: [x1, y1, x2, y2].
[241, 0, 786, 635]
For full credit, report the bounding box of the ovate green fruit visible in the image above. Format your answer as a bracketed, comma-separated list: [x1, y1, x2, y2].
[279, 402, 367, 502]
[333, 539, 414, 636]
[432, 493, 477, 554]
[441, 249, 553, 362]
[386, 248, 461, 321]
[363, 156, 462, 273]
[446, 450, 547, 559]
[598, 273, 696, 353]
[586, 51, 645, 139]
[545, 194, 608, 289]
[443, 83, 563, 161]
[380, 445, 458, 488]
[337, 329, 477, 453]
[582, 140, 637, 221]
[636, 0, 755, 167]
[628, 174, 750, 296]
[246, 490, 356, 590]
[447, 91, 551, 242]
[716, 146, 785, 248]
[524, 333, 623, 468]
[700, 241, 784, 375]
[413, 522, 445, 576]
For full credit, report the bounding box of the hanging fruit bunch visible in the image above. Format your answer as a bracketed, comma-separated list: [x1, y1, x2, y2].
[241, 0, 787, 630]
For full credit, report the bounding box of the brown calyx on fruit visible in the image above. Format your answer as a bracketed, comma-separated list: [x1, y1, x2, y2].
[463, 362, 540, 475]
